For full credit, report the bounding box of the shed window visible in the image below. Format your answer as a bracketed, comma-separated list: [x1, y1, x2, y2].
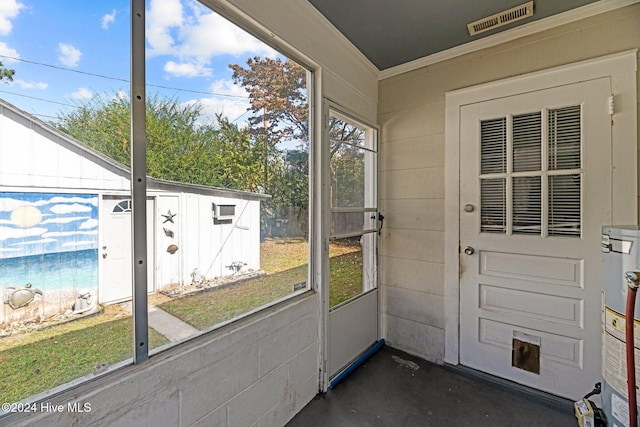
[112, 199, 132, 213]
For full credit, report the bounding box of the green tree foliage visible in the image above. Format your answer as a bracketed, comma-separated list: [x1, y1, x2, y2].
[55, 93, 262, 191]
[0, 61, 15, 83]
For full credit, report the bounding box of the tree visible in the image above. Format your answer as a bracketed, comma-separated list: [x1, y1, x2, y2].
[0, 61, 15, 83]
[55, 93, 260, 190]
[230, 57, 308, 146]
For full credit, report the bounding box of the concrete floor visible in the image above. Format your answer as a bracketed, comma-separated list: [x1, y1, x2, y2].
[287, 346, 577, 427]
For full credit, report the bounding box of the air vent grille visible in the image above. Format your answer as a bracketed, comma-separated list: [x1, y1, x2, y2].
[467, 1, 534, 36]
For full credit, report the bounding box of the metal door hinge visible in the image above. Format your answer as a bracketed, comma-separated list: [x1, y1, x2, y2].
[608, 95, 615, 115]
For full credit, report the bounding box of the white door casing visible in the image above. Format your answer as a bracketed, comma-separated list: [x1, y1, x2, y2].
[459, 78, 609, 399]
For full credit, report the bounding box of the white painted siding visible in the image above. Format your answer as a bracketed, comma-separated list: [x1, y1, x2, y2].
[378, 4, 640, 362]
[0, 106, 130, 191]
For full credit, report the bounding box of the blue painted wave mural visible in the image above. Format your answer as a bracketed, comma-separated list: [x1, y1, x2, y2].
[0, 192, 98, 292]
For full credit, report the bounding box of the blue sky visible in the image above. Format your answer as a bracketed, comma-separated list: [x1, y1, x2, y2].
[0, 0, 278, 124]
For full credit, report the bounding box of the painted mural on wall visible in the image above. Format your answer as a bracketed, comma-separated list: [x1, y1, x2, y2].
[0, 192, 98, 323]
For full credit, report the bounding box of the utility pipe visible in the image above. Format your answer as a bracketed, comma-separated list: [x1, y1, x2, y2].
[624, 271, 639, 427]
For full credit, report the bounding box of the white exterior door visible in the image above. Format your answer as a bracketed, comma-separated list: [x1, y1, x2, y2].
[100, 196, 155, 304]
[459, 78, 611, 399]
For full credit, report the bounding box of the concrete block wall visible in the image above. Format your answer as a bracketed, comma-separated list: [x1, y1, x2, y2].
[378, 4, 640, 362]
[13, 296, 318, 427]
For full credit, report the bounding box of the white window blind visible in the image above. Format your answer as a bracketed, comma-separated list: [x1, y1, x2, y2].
[479, 105, 582, 238]
[480, 118, 506, 174]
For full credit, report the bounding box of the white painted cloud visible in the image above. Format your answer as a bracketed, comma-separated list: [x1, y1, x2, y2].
[72, 87, 93, 100]
[40, 216, 89, 225]
[43, 230, 97, 238]
[12, 79, 47, 89]
[0, 0, 23, 36]
[62, 240, 96, 248]
[164, 60, 211, 78]
[0, 247, 19, 253]
[101, 9, 116, 30]
[0, 226, 46, 241]
[11, 238, 56, 246]
[58, 43, 82, 67]
[79, 218, 98, 230]
[40, 196, 98, 207]
[49, 203, 92, 215]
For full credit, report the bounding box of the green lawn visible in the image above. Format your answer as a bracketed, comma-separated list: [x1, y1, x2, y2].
[0, 308, 168, 403]
[0, 238, 363, 403]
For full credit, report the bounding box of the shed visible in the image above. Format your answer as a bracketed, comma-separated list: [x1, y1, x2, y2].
[0, 98, 268, 324]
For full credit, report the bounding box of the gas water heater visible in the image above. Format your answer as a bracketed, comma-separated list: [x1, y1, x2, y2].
[601, 226, 640, 427]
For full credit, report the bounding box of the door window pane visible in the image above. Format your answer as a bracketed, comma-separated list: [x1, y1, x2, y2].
[513, 176, 541, 235]
[513, 112, 541, 172]
[548, 105, 581, 170]
[480, 118, 507, 174]
[329, 112, 377, 308]
[480, 178, 506, 234]
[548, 174, 581, 237]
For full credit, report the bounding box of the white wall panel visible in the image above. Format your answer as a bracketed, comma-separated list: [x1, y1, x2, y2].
[378, 4, 640, 363]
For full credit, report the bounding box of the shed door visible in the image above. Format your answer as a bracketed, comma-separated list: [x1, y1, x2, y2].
[459, 78, 611, 399]
[100, 196, 155, 304]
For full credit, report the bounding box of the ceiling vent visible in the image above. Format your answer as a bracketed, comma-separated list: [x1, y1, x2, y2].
[467, 1, 534, 36]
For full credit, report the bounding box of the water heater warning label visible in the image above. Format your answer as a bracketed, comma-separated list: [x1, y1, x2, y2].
[602, 306, 640, 398]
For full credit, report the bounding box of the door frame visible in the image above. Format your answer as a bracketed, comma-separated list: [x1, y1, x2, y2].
[443, 50, 637, 365]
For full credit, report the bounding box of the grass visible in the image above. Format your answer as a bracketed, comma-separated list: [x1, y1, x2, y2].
[0, 237, 363, 403]
[160, 238, 363, 329]
[0, 305, 168, 403]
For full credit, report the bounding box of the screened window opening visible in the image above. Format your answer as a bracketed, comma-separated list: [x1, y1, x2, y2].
[0, 0, 311, 406]
[479, 105, 582, 237]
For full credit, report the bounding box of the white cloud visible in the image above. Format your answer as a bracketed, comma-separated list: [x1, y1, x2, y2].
[72, 87, 93, 100]
[0, 225, 46, 241]
[12, 79, 47, 89]
[101, 9, 116, 30]
[0, 41, 19, 61]
[146, 0, 183, 55]
[182, 79, 250, 124]
[146, 0, 275, 62]
[163, 60, 211, 78]
[49, 203, 92, 215]
[79, 218, 98, 230]
[58, 43, 82, 67]
[0, 0, 23, 36]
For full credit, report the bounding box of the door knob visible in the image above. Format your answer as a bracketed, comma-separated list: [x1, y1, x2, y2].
[464, 246, 475, 255]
